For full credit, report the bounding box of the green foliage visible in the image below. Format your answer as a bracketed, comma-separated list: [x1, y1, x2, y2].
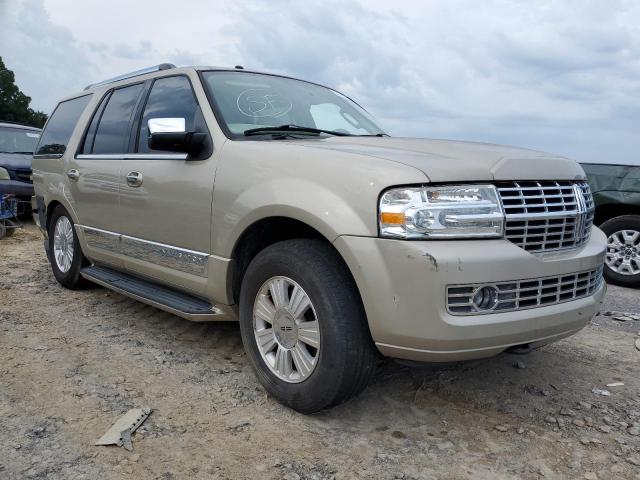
[0, 56, 48, 128]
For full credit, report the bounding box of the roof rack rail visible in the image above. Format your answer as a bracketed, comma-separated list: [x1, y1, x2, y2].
[83, 63, 176, 91]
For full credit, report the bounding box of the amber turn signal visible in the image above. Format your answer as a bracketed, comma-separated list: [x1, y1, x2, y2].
[380, 212, 405, 225]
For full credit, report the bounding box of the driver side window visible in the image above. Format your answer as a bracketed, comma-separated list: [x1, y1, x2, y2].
[137, 76, 200, 153]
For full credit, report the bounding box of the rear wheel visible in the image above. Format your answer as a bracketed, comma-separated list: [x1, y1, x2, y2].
[48, 205, 91, 289]
[238, 239, 378, 413]
[601, 214, 640, 288]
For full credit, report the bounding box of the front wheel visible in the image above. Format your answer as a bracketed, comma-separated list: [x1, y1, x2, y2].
[238, 239, 378, 413]
[601, 214, 640, 288]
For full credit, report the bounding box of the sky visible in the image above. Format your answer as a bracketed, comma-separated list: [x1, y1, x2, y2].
[2, 0, 639, 164]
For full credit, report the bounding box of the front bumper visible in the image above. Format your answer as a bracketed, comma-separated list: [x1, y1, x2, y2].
[334, 227, 607, 362]
[0, 179, 34, 197]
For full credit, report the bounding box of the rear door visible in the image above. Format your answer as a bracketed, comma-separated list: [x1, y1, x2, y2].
[117, 74, 217, 296]
[69, 82, 146, 267]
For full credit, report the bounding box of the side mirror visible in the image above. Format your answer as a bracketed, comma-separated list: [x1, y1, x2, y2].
[147, 118, 206, 156]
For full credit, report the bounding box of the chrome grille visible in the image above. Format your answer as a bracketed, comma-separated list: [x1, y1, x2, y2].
[447, 265, 604, 315]
[496, 181, 594, 253]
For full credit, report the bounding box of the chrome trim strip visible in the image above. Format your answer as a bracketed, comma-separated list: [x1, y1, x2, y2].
[121, 235, 208, 277]
[76, 225, 120, 253]
[80, 270, 236, 322]
[76, 153, 188, 160]
[75, 224, 227, 278]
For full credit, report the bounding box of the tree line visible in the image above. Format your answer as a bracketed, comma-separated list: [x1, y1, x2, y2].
[0, 56, 48, 128]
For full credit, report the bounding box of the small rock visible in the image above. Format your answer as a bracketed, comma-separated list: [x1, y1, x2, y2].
[573, 419, 586, 428]
[130, 454, 140, 463]
[12, 443, 21, 450]
[592, 388, 611, 396]
[544, 416, 557, 424]
[284, 474, 300, 480]
[584, 473, 597, 480]
[599, 426, 612, 434]
[517, 427, 525, 434]
[585, 417, 595, 427]
[627, 456, 640, 466]
[436, 441, 454, 450]
[580, 437, 592, 445]
[611, 464, 624, 474]
[627, 426, 640, 436]
[560, 407, 576, 417]
[606, 382, 624, 387]
[579, 401, 592, 410]
[603, 416, 615, 426]
[513, 360, 526, 369]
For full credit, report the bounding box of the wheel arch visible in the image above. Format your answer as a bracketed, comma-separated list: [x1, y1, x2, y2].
[227, 215, 363, 307]
[595, 203, 640, 226]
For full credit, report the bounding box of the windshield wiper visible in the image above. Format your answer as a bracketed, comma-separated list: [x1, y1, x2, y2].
[0, 151, 33, 154]
[243, 125, 352, 137]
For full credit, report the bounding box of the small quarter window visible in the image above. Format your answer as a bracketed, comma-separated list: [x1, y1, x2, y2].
[35, 95, 91, 157]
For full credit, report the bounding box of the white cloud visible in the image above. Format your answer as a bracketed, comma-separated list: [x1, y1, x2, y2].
[2, 0, 639, 163]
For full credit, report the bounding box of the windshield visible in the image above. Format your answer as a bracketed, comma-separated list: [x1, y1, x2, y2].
[0, 126, 41, 153]
[202, 71, 385, 137]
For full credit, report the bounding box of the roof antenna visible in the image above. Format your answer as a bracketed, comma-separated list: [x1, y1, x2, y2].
[234, 65, 244, 70]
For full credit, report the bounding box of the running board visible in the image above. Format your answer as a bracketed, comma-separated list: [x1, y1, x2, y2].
[80, 265, 235, 322]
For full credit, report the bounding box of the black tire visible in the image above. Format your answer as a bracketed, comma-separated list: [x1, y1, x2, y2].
[600, 214, 640, 288]
[48, 205, 91, 289]
[238, 239, 378, 413]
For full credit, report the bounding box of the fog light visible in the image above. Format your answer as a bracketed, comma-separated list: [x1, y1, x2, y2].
[472, 285, 499, 311]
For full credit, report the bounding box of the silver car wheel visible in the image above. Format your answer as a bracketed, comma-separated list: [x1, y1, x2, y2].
[253, 276, 320, 383]
[53, 216, 74, 273]
[606, 229, 640, 275]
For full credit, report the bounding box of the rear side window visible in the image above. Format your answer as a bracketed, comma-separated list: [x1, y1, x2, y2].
[137, 76, 199, 153]
[35, 95, 91, 157]
[91, 83, 144, 154]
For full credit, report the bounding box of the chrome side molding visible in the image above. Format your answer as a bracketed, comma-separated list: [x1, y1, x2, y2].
[76, 225, 218, 278]
[76, 153, 188, 160]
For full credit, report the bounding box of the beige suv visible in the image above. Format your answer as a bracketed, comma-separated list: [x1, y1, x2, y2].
[32, 64, 607, 412]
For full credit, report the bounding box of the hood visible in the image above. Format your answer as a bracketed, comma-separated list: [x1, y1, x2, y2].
[0, 153, 32, 171]
[295, 137, 584, 182]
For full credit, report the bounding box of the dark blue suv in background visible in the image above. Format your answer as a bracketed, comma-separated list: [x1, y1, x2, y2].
[0, 121, 41, 202]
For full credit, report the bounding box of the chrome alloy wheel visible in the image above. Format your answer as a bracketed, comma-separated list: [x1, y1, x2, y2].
[606, 229, 640, 275]
[53, 216, 74, 273]
[253, 276, 320, 383]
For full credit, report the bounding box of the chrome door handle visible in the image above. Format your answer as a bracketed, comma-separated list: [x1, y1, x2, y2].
[126, 171, 143, 187]
[66, 169, 80, 181]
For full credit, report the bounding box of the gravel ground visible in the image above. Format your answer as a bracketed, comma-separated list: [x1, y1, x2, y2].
[1, 223, 639, 480]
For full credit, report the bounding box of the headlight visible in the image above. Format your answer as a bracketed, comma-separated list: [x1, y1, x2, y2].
[379, 185, 504, 239]
[0, 167, 10, 181]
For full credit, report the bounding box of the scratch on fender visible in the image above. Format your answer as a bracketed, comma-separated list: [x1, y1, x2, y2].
[423, 252, 438, 271]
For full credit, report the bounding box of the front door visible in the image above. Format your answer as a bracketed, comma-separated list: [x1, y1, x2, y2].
[117, 74, 217, 296]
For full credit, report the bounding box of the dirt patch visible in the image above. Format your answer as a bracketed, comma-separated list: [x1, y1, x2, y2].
[1, 224, 639, 479]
